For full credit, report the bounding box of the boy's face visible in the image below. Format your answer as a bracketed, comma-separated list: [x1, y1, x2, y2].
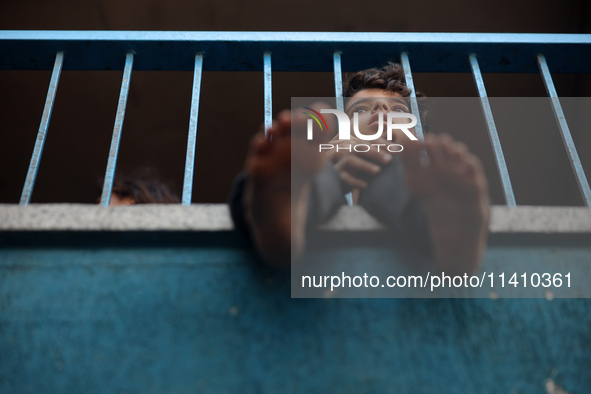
[344, 89, 413, 138]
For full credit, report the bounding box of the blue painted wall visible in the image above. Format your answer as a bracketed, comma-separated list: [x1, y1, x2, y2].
[1, 232, 590, 393]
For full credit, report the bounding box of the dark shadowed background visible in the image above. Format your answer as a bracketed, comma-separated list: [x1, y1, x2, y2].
[0, 0, 590, 205]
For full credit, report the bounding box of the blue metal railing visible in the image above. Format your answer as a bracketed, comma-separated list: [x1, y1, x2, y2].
[99, 52, 134, 207]
[1, 31, 590, 207]
[468, 53, 516, 206]
[182, 52, 204, 206]
[18, 51, 64, 205]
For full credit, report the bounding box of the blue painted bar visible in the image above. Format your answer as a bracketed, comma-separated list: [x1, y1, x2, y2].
[182, 53, 204, 206]
[400, 52, 425, 141]
[469, 54, 516, 207]
[537, 54, 591, 207]
[333, 50, 354, 206]
[333, 51, 344, 112]
[100, 52, 134, 207]
[1, 31, 590, 73]
[263, 51, 272, 135]
[3, 31, 590, 45]
[19, 51, 64, 205]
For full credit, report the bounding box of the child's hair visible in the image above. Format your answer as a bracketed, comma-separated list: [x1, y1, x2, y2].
[344, 61, 429, 132]
[343, 61, 423, 98]
[104, 168, 180, 204]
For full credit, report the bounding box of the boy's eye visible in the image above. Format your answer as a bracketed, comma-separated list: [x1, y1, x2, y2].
[353, 107, 369, 113]
[393, 106, 409, 113]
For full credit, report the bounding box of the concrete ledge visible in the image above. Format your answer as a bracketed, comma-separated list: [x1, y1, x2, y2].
[0, 204, 233, 231]
[321, 205, 591, 233]
[0, 204, 590, 233]
[487, 206, 591, 233]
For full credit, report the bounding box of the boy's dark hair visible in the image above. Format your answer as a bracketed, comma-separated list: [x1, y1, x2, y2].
[343, 61, 423, 98]
[105, 168, 180, 204]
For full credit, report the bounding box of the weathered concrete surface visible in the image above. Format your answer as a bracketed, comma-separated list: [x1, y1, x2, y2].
[0, 204, 233, 231]
[1, 204, 591, 232]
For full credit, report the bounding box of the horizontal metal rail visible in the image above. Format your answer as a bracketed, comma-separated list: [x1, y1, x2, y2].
[1, 31, 591, 72]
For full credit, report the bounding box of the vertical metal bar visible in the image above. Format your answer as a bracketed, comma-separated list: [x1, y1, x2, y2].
[469, 53, 516, 207]
[100, 52, 134, 206]
[537, 53, 591, 207]
[263, 51, 272, 135]
[333, 50, 353, 205]
[19, 51, 64, 205]
[333, 51, 344, 113]
[400, 52, 424, 141]
[182, 52, 204, 206]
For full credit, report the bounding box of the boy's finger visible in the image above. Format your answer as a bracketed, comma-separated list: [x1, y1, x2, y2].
[353, 147, 393, 166]
[339, 172, 368, 190]
[425, 135, 445, 166]
[339, 155, 381, 177]
[277, 109, 291, 124]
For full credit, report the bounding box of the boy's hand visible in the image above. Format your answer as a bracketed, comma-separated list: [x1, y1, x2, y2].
[322, 135, 394, 191]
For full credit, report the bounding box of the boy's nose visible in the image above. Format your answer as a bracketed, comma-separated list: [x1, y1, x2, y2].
[371, 100, 391, 113]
